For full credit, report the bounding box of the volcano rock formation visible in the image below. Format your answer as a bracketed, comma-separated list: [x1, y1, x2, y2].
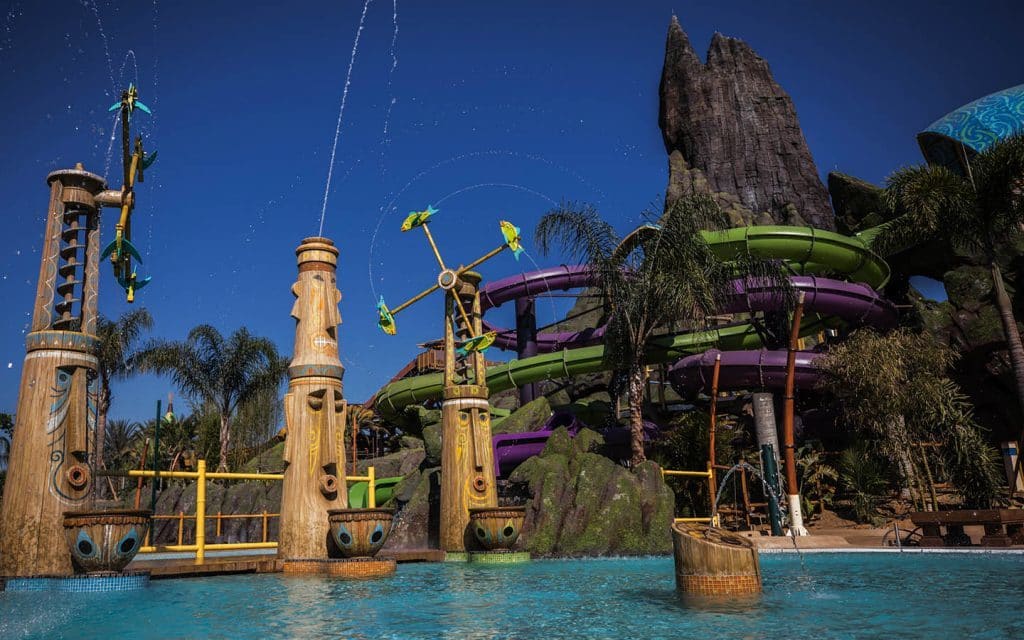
[659, 16, 835, 230]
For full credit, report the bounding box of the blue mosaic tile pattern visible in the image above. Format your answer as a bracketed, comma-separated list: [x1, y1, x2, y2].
[1, 571, 149, 592]
[919, 84, 1024, 170]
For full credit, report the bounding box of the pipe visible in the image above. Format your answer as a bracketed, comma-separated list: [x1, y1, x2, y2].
[783, 292, 808, 536]
[761, 443, 784, 536]
[708, 354, 721, 516]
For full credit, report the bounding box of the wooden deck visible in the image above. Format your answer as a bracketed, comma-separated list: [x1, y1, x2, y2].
[127, 548, 445, 579]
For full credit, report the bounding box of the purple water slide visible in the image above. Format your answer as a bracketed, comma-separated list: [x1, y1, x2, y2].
[479, 268, 896, 353]
[492, 412, 660, 478]
[493, 412, 582, 478]
[667, 348, 821, 396]
[484, 266, 896, 477]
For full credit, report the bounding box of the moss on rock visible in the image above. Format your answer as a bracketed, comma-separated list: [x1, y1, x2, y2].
[491, 396, 551, 435]
[510, 426, 675, 557]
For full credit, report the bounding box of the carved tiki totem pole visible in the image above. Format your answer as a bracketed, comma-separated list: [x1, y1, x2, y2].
[277, 237, 349, 560]
[440, 271, 498, 552]
[0, 167, 106, 577]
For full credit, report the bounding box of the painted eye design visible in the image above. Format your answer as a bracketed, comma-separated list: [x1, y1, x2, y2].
[370, 524, 385, 546]
[75, 530, 98, 558]
[334, 524, 353, 548]
[115, 527, 140, 557]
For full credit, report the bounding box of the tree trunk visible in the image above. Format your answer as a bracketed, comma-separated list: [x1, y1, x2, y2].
[94, 383, 111, 499]
[627, 365, 646, 466]
[992, 262, 1024, 489]
[218, 413, 231, 472]
[96, 383, 111, 470]
[918, 443, 938, 511]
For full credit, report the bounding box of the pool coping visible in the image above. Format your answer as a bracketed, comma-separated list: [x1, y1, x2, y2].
[758, 547, 1024, 554]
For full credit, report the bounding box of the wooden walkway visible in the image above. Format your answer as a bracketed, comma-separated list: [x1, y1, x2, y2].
[128, 549, 445, 579]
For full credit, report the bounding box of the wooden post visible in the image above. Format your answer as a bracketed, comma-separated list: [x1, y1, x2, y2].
[783, 292, 807, 535]
[177, 511, 185, 545]
[195, 459, 206, 565]
[368, 466, 376, 509]
[278, 237, 348, 562]
[440, 272, 498, 552]
[351, 408, 358, 476]
[262, 511, 269, 543]
[708, 354, 721, 518]
[134, 438, 150, 510]
[739, 462, 752, 531]
[0, 166, 108, 577]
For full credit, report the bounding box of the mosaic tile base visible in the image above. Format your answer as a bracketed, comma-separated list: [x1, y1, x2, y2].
[676, 573, 761, 595]
[1, 571, 150, 592]
[469, 551, 531, 564]
[282, 558, 396, 578]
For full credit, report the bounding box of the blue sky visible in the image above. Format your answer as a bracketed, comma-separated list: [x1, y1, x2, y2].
[0, 0, 1021, 423]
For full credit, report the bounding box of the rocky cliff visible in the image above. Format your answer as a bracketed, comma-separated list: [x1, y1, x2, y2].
[659, 16, 835, 229]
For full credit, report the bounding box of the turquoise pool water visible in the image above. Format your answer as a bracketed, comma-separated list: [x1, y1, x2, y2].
[2, 553, 1021, 639]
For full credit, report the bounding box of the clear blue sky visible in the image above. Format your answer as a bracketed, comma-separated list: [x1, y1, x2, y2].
[0, 0, 1021, 424]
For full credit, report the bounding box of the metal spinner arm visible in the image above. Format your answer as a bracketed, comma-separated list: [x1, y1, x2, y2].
[376, 206, 523, 355]
[100, 84, 157, 302]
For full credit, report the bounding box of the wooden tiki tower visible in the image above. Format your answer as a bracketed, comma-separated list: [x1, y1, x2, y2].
[278, 237, 349, 561]
[0, 166, 107, 577]
[440, 271, 498, 552]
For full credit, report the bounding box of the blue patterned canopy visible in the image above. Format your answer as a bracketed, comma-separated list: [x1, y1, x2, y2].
[917, 84, 1024, 173]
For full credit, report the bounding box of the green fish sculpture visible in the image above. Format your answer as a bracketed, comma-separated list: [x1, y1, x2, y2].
[499, 220, 524, 260]
[377, 296, 397, 335]
[456, 331, 497, 356]
[401, 205, 437, 232]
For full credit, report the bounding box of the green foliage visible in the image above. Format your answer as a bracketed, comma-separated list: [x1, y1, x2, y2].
[96, 309, 153, 387]
[138, 325, 287, 471]
[818, 328, 1003, 507]
[838, 443, 889, 524]
[0, 412, 13, 471]
[535, 195, 792, 464]
[796, 441, 838, 520]
[651, 409, 736, 517]
[103, 418, 143, 471]
[874, 135, 1024, 262]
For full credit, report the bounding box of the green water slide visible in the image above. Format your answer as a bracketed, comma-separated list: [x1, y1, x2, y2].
[348, 475, 403, 508]
[374, 225, 889, 419]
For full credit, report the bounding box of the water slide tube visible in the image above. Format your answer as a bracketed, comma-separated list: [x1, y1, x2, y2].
[348, 475, 402, 508]
[373, 225, 892, 419]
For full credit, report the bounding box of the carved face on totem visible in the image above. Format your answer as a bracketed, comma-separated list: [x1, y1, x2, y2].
[291, 271, 342, 358]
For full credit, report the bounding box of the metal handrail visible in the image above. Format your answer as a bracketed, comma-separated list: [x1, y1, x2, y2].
[97, 460, 376, 564]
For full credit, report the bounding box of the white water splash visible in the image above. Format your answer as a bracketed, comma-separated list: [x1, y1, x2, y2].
[117, 49, 138, 88]
[102, 111, 120, 179]
[377, 0, 399, 177]
[318, 0, 374, 237]
[368, 180, 559, 300]
[83, 0, 117, 97]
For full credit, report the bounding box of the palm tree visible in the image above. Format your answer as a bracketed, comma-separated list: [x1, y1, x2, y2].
[536, 195, 786, 465]
[138, 325, 287, 471]
[103, 418, 143, 470]
[0, 413, 12, 476]
[95, 309, 153, 466]
[876, 135, 1024, 477]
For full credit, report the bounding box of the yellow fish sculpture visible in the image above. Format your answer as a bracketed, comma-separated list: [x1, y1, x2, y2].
[456, 331, 497, 356]
[377, 296, 397, 335]
[401, 205, 438, 232]
[499, 220, 524, 261]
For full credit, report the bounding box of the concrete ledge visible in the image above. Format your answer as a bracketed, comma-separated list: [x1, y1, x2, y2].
[752, 535, 851, 550]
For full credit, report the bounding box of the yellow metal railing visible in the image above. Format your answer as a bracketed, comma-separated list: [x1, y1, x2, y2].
[98, 459, 376, 564]
[661, 463, 720, 527]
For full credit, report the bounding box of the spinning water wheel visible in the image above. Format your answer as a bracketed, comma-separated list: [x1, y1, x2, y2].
[376, 206, 523, 552]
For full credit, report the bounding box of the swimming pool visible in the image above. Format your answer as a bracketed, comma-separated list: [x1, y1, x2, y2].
[2, 553, 1021, 639]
